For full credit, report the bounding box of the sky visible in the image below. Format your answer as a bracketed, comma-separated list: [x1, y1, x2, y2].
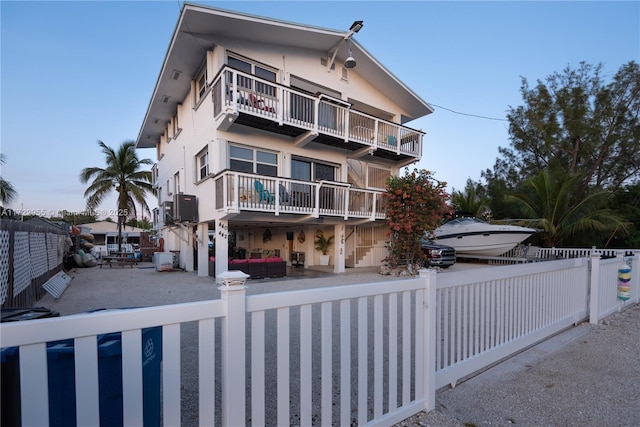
[1, 0, 638, 220]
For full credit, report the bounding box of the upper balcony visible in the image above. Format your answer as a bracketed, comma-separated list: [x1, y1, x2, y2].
[211, 66, 424, 164]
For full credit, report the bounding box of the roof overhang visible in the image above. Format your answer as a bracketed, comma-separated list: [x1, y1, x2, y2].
[135, 2, 433, 149]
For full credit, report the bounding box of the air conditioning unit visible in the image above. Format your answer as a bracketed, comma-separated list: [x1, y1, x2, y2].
[173, 194, 198, 223]
[163, 201, 174, 225]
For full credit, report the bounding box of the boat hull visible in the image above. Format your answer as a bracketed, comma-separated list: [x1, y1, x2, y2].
[434, 219, 536, 257]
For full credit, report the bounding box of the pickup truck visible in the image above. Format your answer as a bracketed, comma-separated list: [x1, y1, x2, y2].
[420, 238, 456, 268]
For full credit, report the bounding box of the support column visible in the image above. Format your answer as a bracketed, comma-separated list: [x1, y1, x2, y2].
[182, 226, 195, 272]
[197, 223, 209, 277]
[334, 224, 345, 273]
[215, 220, 229, 278]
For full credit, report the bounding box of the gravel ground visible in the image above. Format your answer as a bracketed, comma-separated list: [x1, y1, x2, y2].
[399, 303, 640, 427]
[34, 263, 640, 427]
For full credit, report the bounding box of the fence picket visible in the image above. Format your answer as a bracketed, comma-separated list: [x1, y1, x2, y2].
[299, 304, 312, 426]
[251, 311, 266, 426]
[162, 323, 181, 426]
[340, 299, 351, 425]
[357, 296, 368, 425]
[74, 335, 100, 426]
[277, 307, 290, 426]
[20, 343, 49, 426]
[388, 293, 398, 414]
[122, 329, 144, 426]
[374, 294, 383, 419]
[402, 291, 411, 407]
[321, 301, 332, 424]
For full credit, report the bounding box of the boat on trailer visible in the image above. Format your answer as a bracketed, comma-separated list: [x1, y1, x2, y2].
[434, 216, 536, 257]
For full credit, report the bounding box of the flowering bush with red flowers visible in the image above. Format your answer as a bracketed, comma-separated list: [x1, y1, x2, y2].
[384, 169, 449, 270]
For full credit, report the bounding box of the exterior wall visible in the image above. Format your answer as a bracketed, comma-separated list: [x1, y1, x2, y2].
[222, 39, 408, 120]
[152, 38, 412, 273]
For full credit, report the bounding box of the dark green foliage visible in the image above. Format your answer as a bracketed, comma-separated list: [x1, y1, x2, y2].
[0, 153, 17, 204]
[508, 170, 628, 247]
[481, 61, 640, 247]
[609, 183, 640, 248]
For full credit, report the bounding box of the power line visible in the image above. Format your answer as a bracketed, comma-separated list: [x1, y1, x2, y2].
[429, 103, 508, 122]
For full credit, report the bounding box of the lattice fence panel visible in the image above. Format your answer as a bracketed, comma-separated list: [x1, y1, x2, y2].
[47, 233, 58, 271]
[13, 231, 31, 296]
[30, 232, 48, 278]
[57, 235, 65, 265]
[0, 230, 9, 305]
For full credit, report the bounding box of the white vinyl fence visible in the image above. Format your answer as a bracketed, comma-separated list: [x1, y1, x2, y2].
[1, 254, 638, 426]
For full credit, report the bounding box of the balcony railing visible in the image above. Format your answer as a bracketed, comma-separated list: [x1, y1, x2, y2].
[212, 66, 423, 159]
[214, 171, 386, 220]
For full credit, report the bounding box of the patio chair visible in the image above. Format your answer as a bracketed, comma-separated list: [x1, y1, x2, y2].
[254, 180, 274, 204]
[279, 184, 290, 204]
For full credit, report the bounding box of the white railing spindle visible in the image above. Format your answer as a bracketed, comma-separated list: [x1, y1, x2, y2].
[74, 335, 100, 426]
[162, 323, 181, 426]
[277, 307, 290, 426]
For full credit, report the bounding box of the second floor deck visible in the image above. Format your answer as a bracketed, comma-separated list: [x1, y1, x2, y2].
[212, 66, 424, 164]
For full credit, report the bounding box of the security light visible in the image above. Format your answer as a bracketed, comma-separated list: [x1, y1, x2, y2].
[344, 39, 357, 69]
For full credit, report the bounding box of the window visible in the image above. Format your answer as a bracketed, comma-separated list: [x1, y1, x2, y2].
[229, 144, 278, 176]
[196, 66, 208, 102]
[152, 164, 159, 187]
[172, 105, 181, 138]
[291, 158, 337, 182]
[174, 172, 181, 195]
[228, 55, 277, 96]
[292, 158, 339, 210]
[197, 148, 209, 180]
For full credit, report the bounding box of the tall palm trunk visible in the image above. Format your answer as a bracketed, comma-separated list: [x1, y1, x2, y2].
[117, 216, 123, 253]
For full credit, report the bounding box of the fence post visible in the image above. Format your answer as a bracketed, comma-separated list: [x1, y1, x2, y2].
[589, 253, 601, 324]
[218, 271, 249, 426]
[419, 268, 437, 411]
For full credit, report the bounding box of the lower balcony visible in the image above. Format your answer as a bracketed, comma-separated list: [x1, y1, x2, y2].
[214, 171, 386, 221]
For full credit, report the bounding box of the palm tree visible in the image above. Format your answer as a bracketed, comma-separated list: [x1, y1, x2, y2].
[507, 170, 628, 247]
[0, 153, 18, 204]
[80, 141, 154, 252]
[451, 179, 489, 219]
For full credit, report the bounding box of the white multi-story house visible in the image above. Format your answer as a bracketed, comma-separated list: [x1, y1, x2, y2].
[135, 3, 433, 277]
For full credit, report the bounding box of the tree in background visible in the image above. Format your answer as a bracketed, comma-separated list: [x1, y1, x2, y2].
[609, 183, 640, 248]
[486, 61, 639, 196]
[481, 61, 639, 246]
[385, 169, 449, 270]
[50, 210, 98, 225]
[450, 179, 490, 219]
[508, 170, 628, 247]
[0, 153, 18, 205]
[80, 141, 154, 252]
[126, 217, 153, 230]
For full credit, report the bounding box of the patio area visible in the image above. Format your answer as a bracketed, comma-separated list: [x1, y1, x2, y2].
[36, 262, 397, 316]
